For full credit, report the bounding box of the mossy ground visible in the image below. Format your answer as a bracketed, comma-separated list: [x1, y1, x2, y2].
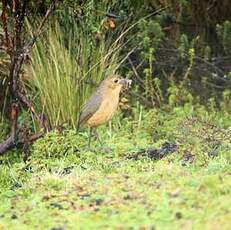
[0, 106, 230, 229]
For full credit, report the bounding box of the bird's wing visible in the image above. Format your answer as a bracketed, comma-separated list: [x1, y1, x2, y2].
[78, 90, 103, 125]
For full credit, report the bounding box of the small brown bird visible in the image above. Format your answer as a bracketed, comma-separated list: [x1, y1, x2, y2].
[77, 75, 131, 148]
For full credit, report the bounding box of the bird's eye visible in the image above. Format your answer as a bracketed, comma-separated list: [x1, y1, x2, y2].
[114, 79, 119, 83]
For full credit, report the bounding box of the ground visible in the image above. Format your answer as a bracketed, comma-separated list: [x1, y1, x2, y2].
[0, 106, 230, 229]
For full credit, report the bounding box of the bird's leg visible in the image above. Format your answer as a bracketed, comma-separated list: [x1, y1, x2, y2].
[86, 127, 97, 152]
[92, 128, 103, 146]
[87, 128, 112, 153]
[76, 112, 82, 134]
[92, 128, 112, 153]
[87, 128, 103, 152]
[88, 127, 93, 149]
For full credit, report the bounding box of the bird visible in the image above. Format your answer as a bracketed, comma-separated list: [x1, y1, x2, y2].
[77, 75, 131, 149]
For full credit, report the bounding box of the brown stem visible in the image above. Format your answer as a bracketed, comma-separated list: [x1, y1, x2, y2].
[10, 102, 19, 141]
[1, 0, 11, 54]
[0, 1, 57, 155]
[0, 136, 15, 155]
[12, 0, 22, 49]
[0, 131, 45, 155]
[16, 91, 38, 117]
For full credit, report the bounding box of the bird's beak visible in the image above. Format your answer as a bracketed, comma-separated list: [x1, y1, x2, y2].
[119, 78, 132, 88]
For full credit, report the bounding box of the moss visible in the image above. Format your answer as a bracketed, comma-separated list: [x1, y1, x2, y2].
[0, 106, 230, 229]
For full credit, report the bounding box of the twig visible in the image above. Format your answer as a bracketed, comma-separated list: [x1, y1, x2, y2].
[10, 102, 19, 141]
[23, 0, 57, 54]
[127, 56, 145, 89]
[16, 90, 39, 119]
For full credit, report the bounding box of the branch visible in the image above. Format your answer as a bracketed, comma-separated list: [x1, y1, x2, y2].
[127, 56, 145, 89]
[12, 0, 22, 49]
[0, 136, 14, 155]
[0, 1, 57, 155]
[0, 131, 45, 155]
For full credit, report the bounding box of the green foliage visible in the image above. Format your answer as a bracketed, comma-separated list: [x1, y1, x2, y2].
[136, 19, 164, 59]
[29, 104, 231, 165]
[0, 159, 31, 191]
[31, 130, 85, 160]
[127, 18, 165, 106]
[168, 45, 196, 107]
[0, 106, 230, 229]
[28, 22, 79, 128]
[142, 105, 231, 161]
[0, 1, 231, 228]
[0, 121, 9, 141]
[220, 90, 231, 113]
[216, 21, 231, 55]
[178, 34, 190, 59]
[1, 1, 231, 126]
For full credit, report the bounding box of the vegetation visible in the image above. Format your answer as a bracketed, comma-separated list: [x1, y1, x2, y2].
[28, 17, 123, 128]
[0, 106, 230, 229]
[0, 0, 230, 229]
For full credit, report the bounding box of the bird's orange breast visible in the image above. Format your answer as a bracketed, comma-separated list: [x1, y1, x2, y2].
[86, 93, 119, 127]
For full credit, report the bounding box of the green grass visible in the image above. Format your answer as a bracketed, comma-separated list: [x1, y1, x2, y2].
[0, 106, 230, 229]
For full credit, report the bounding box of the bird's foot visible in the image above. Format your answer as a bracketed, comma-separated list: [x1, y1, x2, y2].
[84, 144, 113, 153]
[99, 146, 113, 154]
[85, 146, 96, 153]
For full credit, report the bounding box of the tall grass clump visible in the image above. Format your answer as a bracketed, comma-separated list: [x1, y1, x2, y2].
[29, 23, 78, 128]
[28, 12, 124, 129]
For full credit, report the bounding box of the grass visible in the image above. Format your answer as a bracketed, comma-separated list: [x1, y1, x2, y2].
[26, 17, 124, 129]
[0, 105, 230, 229]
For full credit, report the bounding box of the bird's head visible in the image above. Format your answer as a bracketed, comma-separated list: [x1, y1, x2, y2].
[102, 75, 132, 91]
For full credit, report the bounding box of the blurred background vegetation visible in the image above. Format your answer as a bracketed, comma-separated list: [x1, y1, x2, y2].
[0, 0, 231, 132]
